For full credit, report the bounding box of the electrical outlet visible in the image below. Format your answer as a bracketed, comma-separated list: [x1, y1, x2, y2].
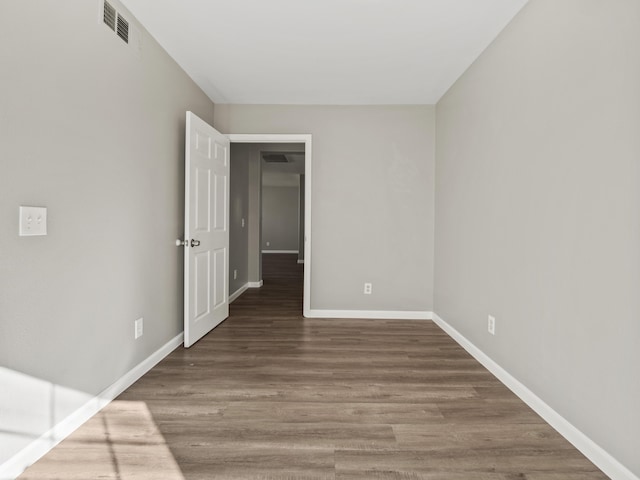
[488, 315, 496, 335]
[241, 218, 245, 228]
[364, 283, 372, 295]
[233, 269, 238, 280]
[135, 318, 143, 339]
[19, 206, 47, 236]
[266, 241, 270, 247]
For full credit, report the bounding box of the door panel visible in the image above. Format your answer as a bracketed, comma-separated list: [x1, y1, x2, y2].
[213, 173, 226, 231]
[195, 168, 211, 232]
[193, 251, 211, 321]
[213, 248, 226, 308]
[184, 112, 230, 347]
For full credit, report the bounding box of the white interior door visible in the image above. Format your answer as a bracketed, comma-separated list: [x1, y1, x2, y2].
[184, 111, 230, 348]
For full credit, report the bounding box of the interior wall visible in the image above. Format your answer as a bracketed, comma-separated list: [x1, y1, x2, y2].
[0, 0, 215, 466]
[262, 186, 300, 252]
[215, 105, 435, 313]
[434, 0, 640, 476]
[229, 144, 250, 296]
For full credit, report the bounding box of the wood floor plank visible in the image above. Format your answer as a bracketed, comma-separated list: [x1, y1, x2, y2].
[160, 422, 396, 451]
[174, 445, 336, 480]
[392, 423, 576, 450]
[221, 401, 443, 424]
[334, 448, 607, 477]
[126, 384, 478, 404]
[19, 254, 608, 479]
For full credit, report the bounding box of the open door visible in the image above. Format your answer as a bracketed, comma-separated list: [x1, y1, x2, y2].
[183, 112, 230, 347]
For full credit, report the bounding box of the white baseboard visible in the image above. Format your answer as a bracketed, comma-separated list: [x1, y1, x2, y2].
[306, 309, 432, 320]
[297, 259, 304, 264]
[0, 333, 184, 480]
[248, 280, 263, 288]
[431, 313, 638, 480]
[229, 284, 248, 303]
[261, 250, 298, 254]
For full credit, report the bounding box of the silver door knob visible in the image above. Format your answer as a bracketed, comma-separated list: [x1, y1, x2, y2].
[190, 239, 201, 247]
[175, 239, 188, 247]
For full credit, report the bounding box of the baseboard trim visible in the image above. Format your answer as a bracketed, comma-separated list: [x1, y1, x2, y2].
[261, 250, 298, 254]
[229, 284, 248, 303]
[431, 313, 638, 480]
[306, 309, 432, 320]
[248, 280, 263, 288]
[0, 333, 184, 480]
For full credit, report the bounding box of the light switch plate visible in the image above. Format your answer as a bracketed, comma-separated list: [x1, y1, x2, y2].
[19, 206, 47, 236]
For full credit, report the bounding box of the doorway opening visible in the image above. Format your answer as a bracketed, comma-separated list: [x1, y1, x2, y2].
[227, 134, 312, 317]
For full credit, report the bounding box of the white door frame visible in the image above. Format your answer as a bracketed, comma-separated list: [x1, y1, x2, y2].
[227, 134, 312, 317]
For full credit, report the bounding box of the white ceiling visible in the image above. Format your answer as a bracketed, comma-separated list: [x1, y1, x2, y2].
[119, 0, 528, 105]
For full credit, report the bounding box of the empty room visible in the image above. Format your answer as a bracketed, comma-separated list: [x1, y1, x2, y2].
[1, 0, 638, 479]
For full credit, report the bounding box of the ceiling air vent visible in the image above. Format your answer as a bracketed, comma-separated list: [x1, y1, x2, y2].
[103, 1, 116, 31]
[117, 13, 129, 43]
[263, 154, 289, 163]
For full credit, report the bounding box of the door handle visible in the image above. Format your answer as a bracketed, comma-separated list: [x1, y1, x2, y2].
[175, 239, 188, 247]
[190, 239, 201, 247]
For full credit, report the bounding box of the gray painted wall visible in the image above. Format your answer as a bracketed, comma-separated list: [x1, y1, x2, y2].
[435, 0, 640, 475]
[0, 0, 215, 464]
[262, 186, 300, 252]
[229, 145, 250, 296]
[215, 105, 435, 313]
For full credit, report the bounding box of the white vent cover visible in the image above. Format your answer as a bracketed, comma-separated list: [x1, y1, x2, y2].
[103, 1, 130, 45]
[263, 154, 289, 163]
[117, 13, 129, 43]
[103, 1, 116, 31]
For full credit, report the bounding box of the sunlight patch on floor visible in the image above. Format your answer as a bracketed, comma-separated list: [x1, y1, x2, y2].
[19, 401, 184, 480]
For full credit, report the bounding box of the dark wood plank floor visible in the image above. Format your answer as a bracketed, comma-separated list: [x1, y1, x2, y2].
[20, 254, 608, 479]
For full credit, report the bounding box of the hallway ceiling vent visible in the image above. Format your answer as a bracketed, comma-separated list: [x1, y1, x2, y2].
[103, 1, 116, 31]
[263, 154, 289, 163]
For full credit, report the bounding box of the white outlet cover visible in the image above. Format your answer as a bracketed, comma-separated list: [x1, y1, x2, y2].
[488, 315, 496, 335]
[135, 318, 144, 339]
[19, 206, 47, 236]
